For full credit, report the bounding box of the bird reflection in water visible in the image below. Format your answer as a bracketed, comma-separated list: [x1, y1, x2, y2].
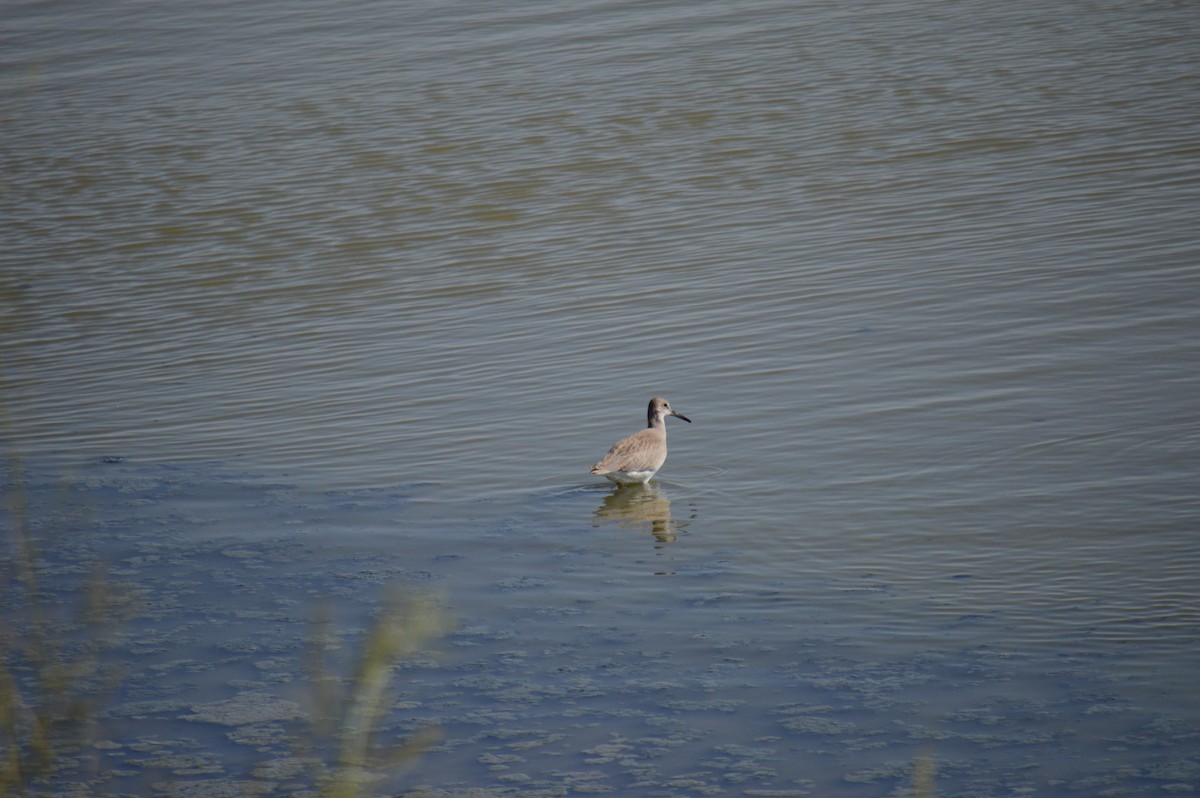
[592, 483, 688, 547]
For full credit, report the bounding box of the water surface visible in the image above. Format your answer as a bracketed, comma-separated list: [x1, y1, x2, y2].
[3, 0, 1198, 795]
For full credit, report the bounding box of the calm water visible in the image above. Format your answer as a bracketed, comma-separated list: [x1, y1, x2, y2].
[3, 0, 1199, 795]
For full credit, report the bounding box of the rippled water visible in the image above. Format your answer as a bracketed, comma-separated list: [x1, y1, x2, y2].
[3, 0, 1199, 795]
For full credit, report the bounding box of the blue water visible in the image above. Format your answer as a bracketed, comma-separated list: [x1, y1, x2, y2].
[2, 0, 1198, 795]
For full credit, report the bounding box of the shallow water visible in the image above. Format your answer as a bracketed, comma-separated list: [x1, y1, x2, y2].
[8, 459, 1198, 796]
[3, 0, 1199, 795]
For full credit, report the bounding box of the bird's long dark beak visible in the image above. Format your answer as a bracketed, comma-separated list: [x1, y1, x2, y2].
[672, 411, 691, 423]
